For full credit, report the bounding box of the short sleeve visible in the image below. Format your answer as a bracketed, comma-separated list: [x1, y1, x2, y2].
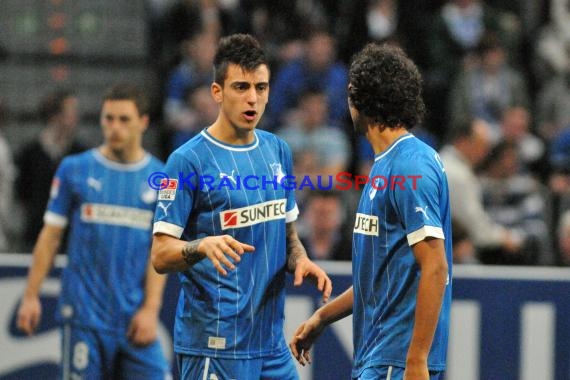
[391, 156, 445, 246]
[43, 158, 74, 228]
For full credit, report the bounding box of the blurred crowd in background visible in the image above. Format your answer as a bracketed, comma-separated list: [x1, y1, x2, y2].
[0, 0, 569, 267]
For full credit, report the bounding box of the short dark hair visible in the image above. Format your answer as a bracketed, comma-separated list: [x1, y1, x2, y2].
[348, 43, 425, 129]
[213, 34, 268, 86]
[103, 83, 149, 116]
[39, 89, 75, 123]
[446, 118, 476, 143]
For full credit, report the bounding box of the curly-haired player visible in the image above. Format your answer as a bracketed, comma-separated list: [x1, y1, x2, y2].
[290, 43, 453, 380]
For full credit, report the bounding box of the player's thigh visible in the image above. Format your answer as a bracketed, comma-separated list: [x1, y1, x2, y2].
[118, 338, 170, 379]
[260, 348, 299, 380]
[356, 366, 444, 380]
[177, 354, 262, 380]
[60, 324, 107, 380]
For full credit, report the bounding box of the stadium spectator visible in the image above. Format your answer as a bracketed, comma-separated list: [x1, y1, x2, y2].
[15, 89, 85, 251]
[447, 32, 529, 142]
[16, 84, 169, 378]
[0, 99, 15, 252]
[535, 73, 570, 141]
[534, 0, 570, 82]
[266, 29, 349, 129]
[439, 118, 524, 260]
[424, 0, 522, 138]
[163, 31, 216, 133]
[480, 141, 550, 265]
[277, 88, 350, 178]
[499, 106, 546, 178]
[298, 190, 351, 261]
[169, 84, 219, 150]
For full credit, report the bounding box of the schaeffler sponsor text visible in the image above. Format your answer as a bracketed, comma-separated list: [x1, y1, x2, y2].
[220, 199, 286, 230]
[81, 204, 153, 230]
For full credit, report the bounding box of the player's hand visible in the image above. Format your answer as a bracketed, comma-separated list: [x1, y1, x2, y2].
[198, 235, 255, 276]
[404, 358, 429, 380]
[127, 307, 159, 347]
[17, 295, 42, 335]
[289, 313, 325, 366]
[293, 256, 332, 303]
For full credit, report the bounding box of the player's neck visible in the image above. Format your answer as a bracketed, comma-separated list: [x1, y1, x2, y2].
[367, 126, 409, 156]
[207, 119, 255, 146]
[99, 145, 145, 164]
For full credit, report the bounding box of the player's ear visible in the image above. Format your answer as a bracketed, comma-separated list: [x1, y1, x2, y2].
[211, 82, 223, 104]
[141, 114, 149, 131]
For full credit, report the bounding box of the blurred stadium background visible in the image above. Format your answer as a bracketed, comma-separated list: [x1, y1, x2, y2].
[1, 0, 570, 379]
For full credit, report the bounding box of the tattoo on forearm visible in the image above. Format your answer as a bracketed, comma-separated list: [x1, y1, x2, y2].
[182, 239, 204, 267]
[286, 224, 308, 271]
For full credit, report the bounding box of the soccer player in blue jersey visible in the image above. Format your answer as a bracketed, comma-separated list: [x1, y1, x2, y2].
[289, 43, 452, 380]
[151, 34, 332, 380]
[17, 84, 169, 379]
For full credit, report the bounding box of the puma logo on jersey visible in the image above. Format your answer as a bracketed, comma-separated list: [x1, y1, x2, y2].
[415, 206, 429, 220]
[219, 170, 237, 184]
[87, 177, 102, 192]
[157, 202, 172, 217]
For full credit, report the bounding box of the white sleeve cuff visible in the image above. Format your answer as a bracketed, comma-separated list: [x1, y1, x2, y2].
[44, 211, 68, 228]
[286, 204, 299, 223]
[153, 221, 184, 238]
[407, 225, 445, 246]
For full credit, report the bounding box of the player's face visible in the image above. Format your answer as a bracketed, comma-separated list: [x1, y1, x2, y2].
[100, 100, 148, 154]
[212, 63, 269, 133]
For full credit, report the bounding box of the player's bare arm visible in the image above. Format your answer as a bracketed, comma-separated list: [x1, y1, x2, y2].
[285, 222, 332, 302]
[290, 286, 354, 366]
[17, 224, 65, 335]
[152, 233, 254, 275]
[128, 260, 167, 346]
[405, 238, 448, 380]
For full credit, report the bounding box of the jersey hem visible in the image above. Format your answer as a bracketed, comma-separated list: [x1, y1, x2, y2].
[173, 343, 289, 359]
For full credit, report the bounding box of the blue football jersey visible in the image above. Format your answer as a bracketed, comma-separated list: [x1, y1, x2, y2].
[44, 149, 163, 331]
[153, 129, 298, 359]
[351, 134, 452, 377]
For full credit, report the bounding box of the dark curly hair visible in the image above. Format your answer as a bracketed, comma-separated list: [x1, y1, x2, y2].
[348, 43, 425, 129]
[213, 34, 268, 86]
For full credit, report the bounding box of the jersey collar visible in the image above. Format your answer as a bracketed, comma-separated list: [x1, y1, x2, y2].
[201, 129, 259, 152]
[374, 133, 414, 162]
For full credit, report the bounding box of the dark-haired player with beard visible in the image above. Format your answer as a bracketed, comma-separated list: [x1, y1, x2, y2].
[151, 34, 331, 380]
[290, 43, 453, 380]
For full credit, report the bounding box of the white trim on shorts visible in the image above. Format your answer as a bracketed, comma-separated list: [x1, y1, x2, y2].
[202, 357, 211, 380]
[386, 365, 393, 380]
[62, 323, 71, 380]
